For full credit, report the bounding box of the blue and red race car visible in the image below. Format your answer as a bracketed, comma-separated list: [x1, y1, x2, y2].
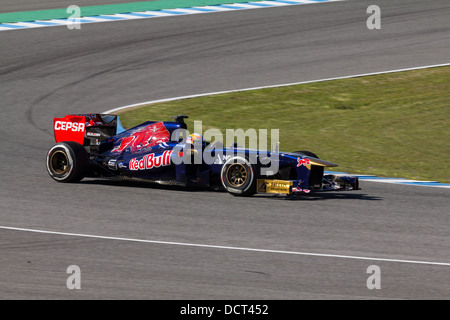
[46, 114, 359, 196]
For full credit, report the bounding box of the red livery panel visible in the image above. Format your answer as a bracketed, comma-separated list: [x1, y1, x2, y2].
[112, 122, 170, 153]
[54, 115, 86, 145]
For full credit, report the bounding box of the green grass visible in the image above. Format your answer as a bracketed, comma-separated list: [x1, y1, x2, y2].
[0, 0, 244, 23]
[118, 66, 450, 183]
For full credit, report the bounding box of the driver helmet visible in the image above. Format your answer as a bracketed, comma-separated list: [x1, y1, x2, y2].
[186, 133, 203, 145]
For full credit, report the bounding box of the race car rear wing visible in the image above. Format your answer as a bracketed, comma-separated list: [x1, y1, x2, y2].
[53, 114, 124, 146]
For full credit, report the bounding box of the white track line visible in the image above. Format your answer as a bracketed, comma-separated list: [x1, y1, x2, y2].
[1, 226, 449, 267]
[104, 62, 450, 114]
[200, 5, 238, 11]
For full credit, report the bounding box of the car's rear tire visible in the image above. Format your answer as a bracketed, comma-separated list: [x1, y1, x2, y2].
[221, 155, 257, 197]
[46, 141, 89, 183]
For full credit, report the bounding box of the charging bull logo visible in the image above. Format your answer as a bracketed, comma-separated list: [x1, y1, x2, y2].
[297, 158, 311, 169]
[112, 122, 170, 153]
[129, 150, 172, 171]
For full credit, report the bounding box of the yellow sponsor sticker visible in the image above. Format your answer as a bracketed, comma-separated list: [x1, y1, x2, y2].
[257, 179, 293, 194]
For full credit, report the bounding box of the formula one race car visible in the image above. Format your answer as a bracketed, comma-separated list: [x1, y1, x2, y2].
[46, 114, 359, 196]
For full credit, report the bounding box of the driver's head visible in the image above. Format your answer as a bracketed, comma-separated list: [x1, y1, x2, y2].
[186, 133, 203, 145]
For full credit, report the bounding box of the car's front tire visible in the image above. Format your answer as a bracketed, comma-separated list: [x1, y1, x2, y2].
[46, 141, 89, 183]
[220, 155, 257, 197]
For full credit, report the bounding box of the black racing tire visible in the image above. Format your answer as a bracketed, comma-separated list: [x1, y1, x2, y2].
[293, 150, 319, 158]
[46, 141, 89, 183]
[220, 155, 257, 197]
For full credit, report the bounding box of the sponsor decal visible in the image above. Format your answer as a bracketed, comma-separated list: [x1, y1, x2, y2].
[297, 158, 311, 167]
[257, 179, 293, 194]
[86, 132, 101, 137]
[53, 115, 86, 144]
[129, 150, 172, 171]
[54, 121, 85, 132]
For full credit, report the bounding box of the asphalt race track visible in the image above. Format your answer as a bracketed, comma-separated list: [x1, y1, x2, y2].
[0, 0, 449, 299]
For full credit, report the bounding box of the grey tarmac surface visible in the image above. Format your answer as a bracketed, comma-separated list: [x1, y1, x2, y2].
[0, 0, 449, 299]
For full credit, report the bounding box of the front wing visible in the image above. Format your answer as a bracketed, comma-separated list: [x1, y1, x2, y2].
[257, 174, 359, 195]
